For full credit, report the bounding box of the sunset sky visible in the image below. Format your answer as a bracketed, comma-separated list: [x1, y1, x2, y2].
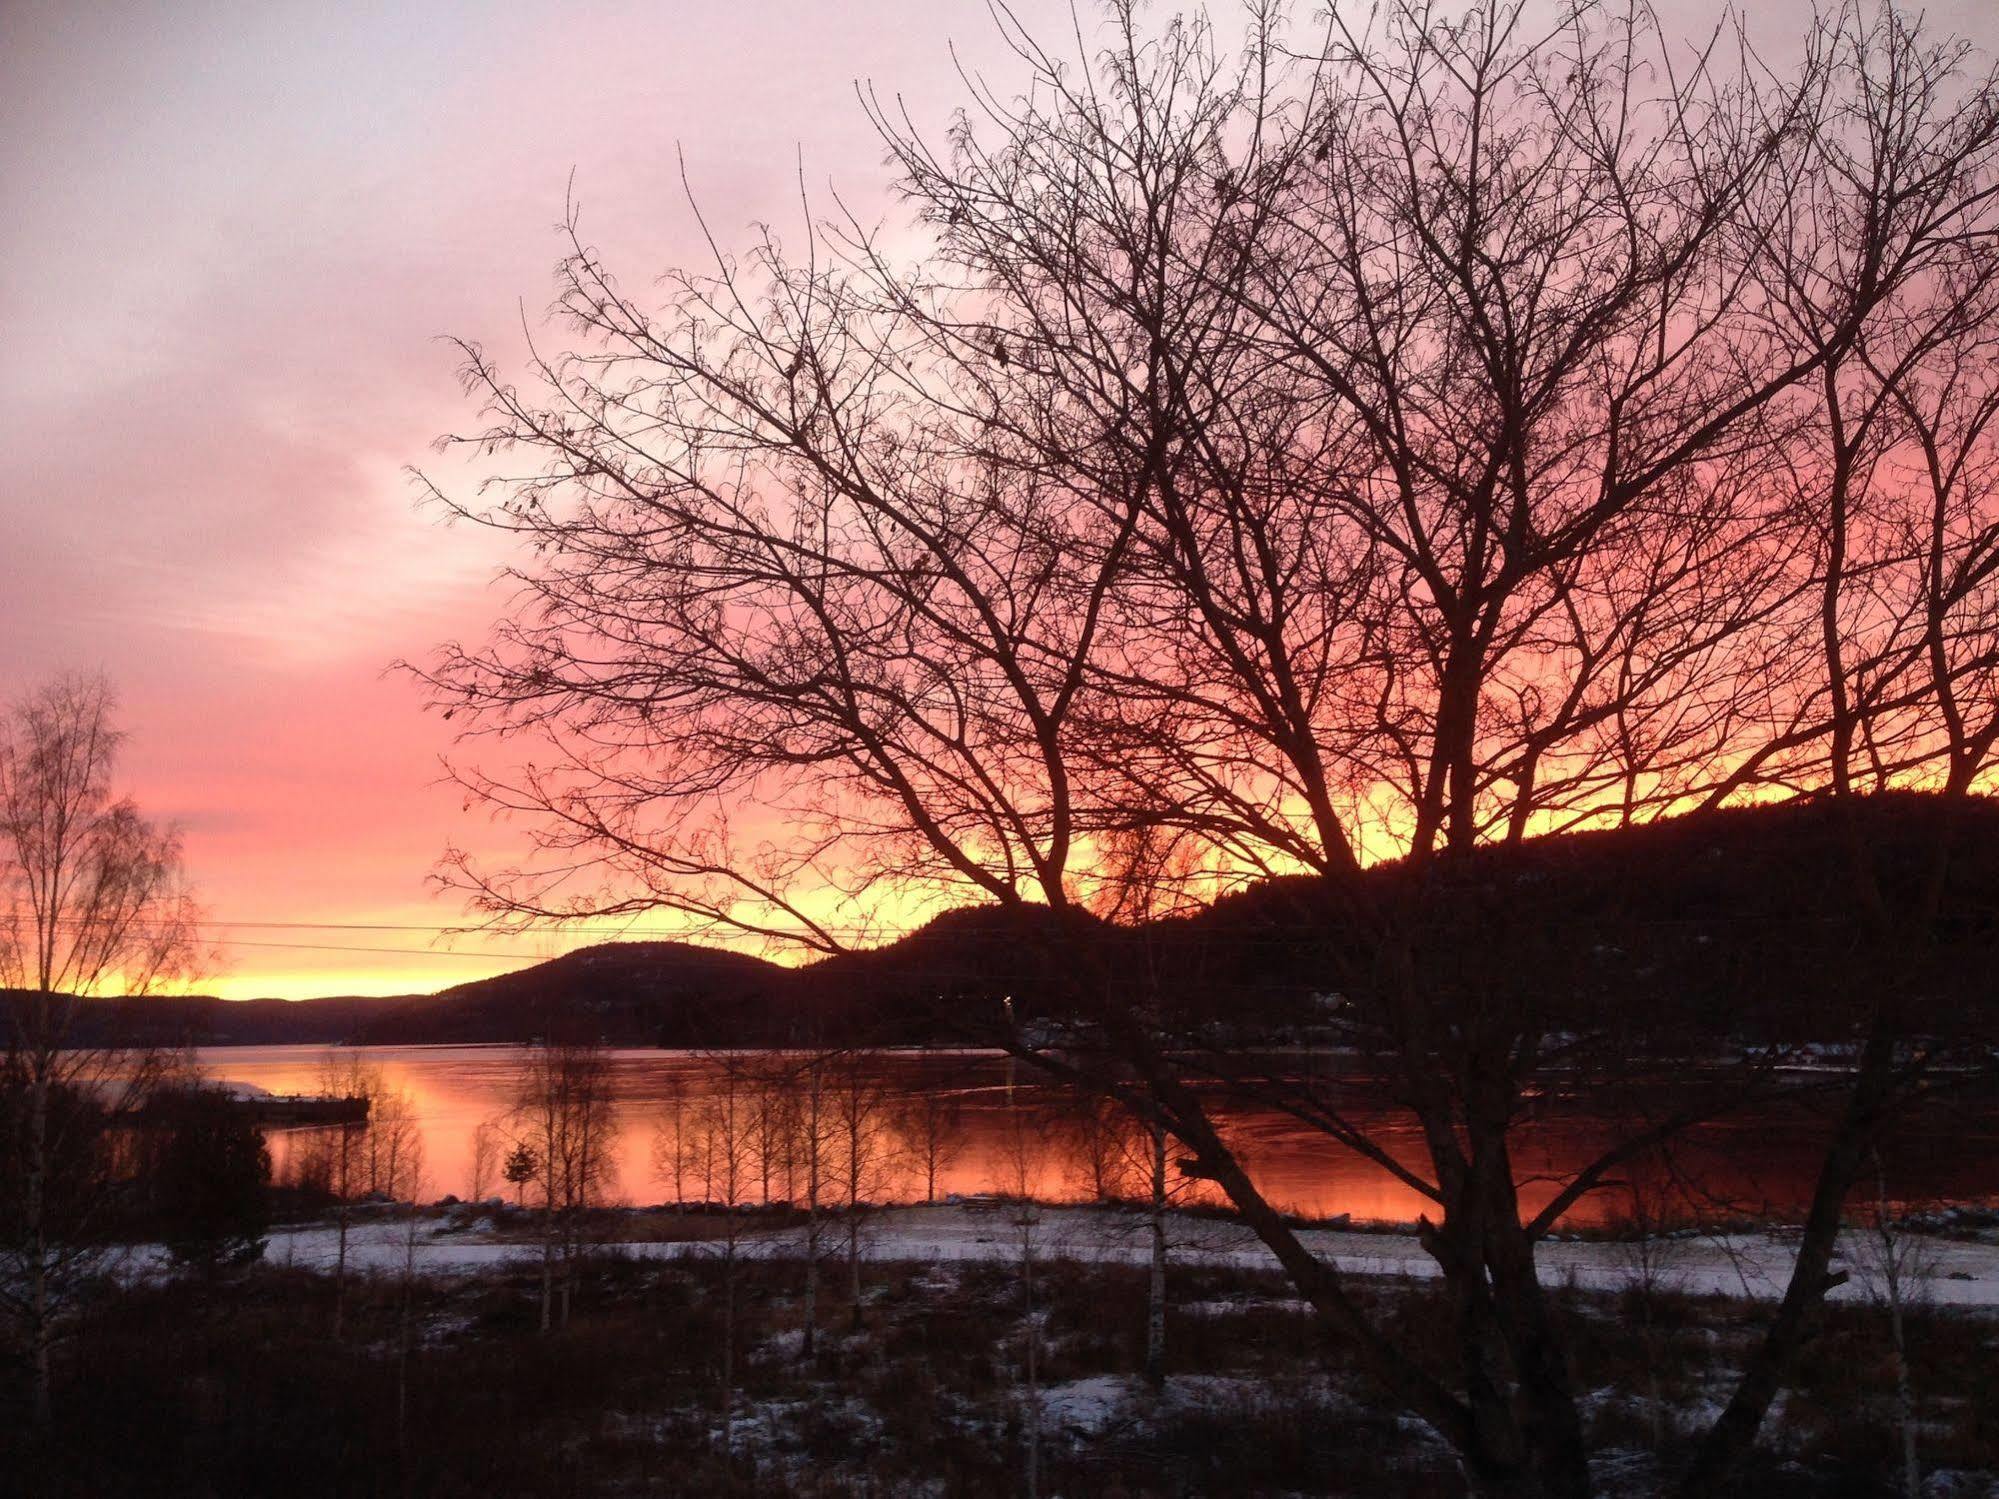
[4, 0, 1992, 1000]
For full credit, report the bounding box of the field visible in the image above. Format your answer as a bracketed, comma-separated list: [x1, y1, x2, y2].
[9, 1202, 1999, 1498]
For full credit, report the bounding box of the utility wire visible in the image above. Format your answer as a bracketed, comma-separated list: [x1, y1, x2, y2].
[50, 915, 705, 938]
[192, 938, 546, 960]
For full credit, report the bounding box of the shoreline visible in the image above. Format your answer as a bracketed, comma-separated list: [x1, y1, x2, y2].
[126, 1200, 1999, 1310]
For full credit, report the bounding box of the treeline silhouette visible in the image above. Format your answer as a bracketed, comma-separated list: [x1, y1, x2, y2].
[40, 792, 1999, 1052]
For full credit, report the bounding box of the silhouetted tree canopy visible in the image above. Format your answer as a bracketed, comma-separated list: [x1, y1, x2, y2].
[417, 3, 1999, 1493]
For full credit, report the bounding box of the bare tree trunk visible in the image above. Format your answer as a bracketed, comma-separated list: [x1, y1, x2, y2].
[333, 1201, 349, 1339]
[673, 1107, 685, 1206]
[720, 1227, 737, 1477]
[538, 1054, 564, 1333]
[836, 1058, 883, 1330]
[332, 1125, 355, 1340]
[26, 1048, 50, 1432]
[757, 1087, 774, 1206]
[1677, 1026, 1894, 1495]
[1022, 1203, 1040, 1499]
[1145, 1119, 1166, 1391]
[1875, 1154, 1921, 1499]
[1628, 1185, 1666, 1451]
[801, 1062, 822, 1360]
[539, 1158, 555, 1335]
[847, 1212, 862, 1330]
[396, 1201, 419, 1482]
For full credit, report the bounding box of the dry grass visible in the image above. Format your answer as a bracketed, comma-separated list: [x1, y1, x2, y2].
[3, 1245, 1995, 1497]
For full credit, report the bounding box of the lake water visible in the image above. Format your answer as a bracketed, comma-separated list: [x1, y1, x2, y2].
[193, 1045, 1999, 1227]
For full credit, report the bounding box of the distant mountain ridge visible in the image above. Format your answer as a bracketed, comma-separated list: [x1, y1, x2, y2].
[26, 792, 1999, 1050]
[38, 941, 795, 1050]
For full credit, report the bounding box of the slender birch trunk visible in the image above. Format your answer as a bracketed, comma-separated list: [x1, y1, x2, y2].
[801, 1061, 822, 1360]
[1875, 1155, 1920, 1499]
[1146, 1119, 1167, 1390]
[26, 1044, 50, 1431]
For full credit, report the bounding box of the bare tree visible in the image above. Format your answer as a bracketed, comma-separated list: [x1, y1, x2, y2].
[416, 4, 1999, 1495]
[747, 1060, 789, 1207]
[995, 1104, 1052, 1499]
[388, 1133, 428, 1478]
[687, 1058, 757, 1473]
[793, 1052, 835, 1359]
[649, 1074, 693, 1207]
[1858, 1151, 1928, 1499]
[367, 1085, 423, 1201]
[1078, 819, 1209, 1395]
[895, 1083, 967, 1206]
[1062, 1094, 1139, 1205]
[1675, 21, 1999, 1485]
[513, 1034, 614, 1331]
[1604, 1162, 1692, 1452]
[0, 673, 201, 1429]
[467, 1117, 502, 1203]
[1142, 1117, 1171, 1391]
[294, 1058, 418, 1339]
[829, 1051, 896, 1328]
[305, 1050, 384, 1340]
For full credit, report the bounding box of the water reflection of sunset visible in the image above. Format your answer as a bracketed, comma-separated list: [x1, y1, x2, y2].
[197, 1047, 1999, 1228]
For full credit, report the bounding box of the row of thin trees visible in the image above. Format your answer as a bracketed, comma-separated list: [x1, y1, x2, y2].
[452, 1043, 1168, 1334]
[437, 1036, 1167, 1487]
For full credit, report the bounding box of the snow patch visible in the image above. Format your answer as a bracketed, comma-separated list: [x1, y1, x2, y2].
[1038, 1374, 1134, 1436]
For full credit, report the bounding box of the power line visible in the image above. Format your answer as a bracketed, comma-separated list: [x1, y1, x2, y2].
[56, 916, 703, 938]
[197, 918, 697, 936]
[53, 914, 945, 941]
[199, 938, 540, 961]
[45, 908, 1824, 965]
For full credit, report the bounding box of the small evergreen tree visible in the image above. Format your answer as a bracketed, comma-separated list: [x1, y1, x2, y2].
[502, 1142, 538, 1206]
[152, 1088, 271, 1271]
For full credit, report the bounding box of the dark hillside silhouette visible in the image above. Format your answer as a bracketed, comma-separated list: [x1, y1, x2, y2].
[43, 793, 1999, 1051]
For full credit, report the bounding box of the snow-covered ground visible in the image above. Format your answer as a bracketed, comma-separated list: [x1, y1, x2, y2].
[157, 1202, 1999, 1309]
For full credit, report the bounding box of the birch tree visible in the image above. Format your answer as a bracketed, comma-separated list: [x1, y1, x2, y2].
[0, 673, 201, 1429]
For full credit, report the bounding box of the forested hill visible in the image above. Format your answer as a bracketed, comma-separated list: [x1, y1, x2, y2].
[31, 792, 1999, 1050]
[39, 943, 793, 1050]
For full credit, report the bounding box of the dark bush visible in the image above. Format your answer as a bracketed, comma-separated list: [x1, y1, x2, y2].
[141, 1087, 272, 1270]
